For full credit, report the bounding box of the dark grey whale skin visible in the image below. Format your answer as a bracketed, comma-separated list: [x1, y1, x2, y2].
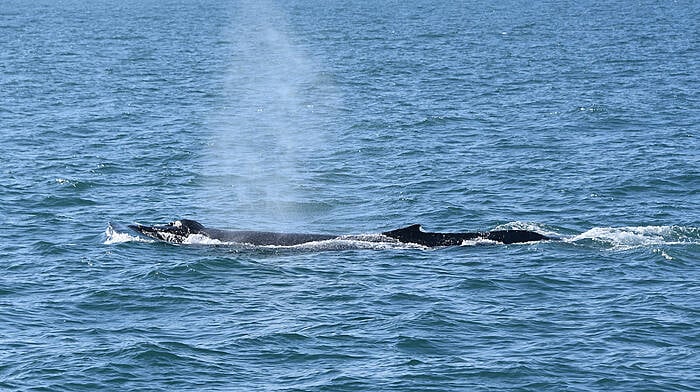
[129, 219, 335, 246]
[381, 224, 551, 246]
[128, 219, 552, 246]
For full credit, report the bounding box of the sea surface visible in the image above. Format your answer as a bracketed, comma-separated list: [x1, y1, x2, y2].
[1, 0, 699, 390]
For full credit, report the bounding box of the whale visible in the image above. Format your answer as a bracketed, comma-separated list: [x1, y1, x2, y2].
[128, 219, 552, 246]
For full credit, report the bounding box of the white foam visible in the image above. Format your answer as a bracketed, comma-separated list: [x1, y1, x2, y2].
[654, 249, 674, 260]
[104, 224, 154, 245]
[492, 221, 559, 237]
[567, 225, 699, 250]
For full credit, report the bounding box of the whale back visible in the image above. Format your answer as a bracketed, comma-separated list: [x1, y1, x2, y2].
[382, 224, 423, 237]
[382, 224, 549, 246]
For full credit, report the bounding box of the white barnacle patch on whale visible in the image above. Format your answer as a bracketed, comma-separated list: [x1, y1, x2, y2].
[182, 234, 225, 245]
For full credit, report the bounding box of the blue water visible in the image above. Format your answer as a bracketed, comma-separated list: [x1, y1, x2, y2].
[2, 0, 699, 390]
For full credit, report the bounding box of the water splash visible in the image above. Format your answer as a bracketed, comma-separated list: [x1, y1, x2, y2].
[567, 225, 700, 250]
[104, 223, 154, 245]
[494, 221, 561, 238]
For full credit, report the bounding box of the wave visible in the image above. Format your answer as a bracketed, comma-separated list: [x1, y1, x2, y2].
[494, 221, 699, 250]
[104, 223, 155, 245]
[493, 221, 561, 238]
[566, 225, 699, 250]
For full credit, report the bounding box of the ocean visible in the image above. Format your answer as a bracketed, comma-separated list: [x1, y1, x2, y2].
[1, 0, 698, 390]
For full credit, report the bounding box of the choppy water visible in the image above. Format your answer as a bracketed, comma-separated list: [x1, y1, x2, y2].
[2, 0, 699, 390]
